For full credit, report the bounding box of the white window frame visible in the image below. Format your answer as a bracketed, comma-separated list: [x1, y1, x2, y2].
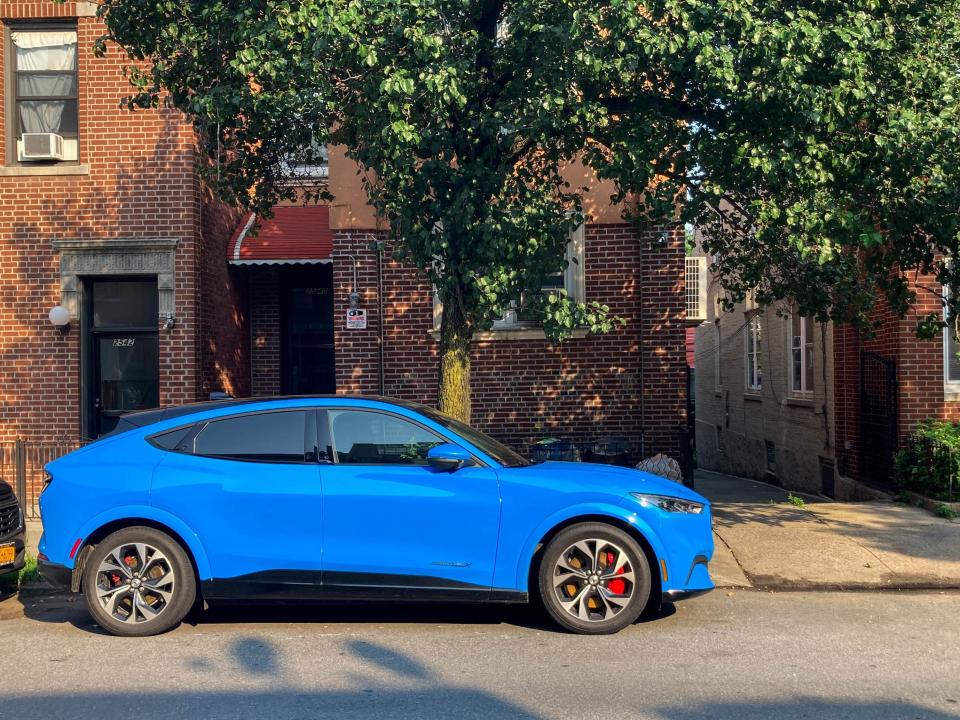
[491, 223, 586, 329]
[685, 256, 708, 321]
[744, 313, 762, 392]
[281, 140, 329, 180]
[943, 285, 960, 388]
[788, 309, 814, 397]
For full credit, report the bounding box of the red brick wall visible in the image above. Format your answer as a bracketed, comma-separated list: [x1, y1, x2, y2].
[249, 266, 282, 396]
[332, 224, 687, 457]
[834, 272, 960, 481]
[0, 7, 202, 442]
[897, 273, 960, 430]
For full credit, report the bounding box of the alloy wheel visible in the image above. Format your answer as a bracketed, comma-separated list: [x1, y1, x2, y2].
[551, 538, 636, 623]
[94, 542, 176, 625]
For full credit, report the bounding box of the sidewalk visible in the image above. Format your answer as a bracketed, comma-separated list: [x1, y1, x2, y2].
[697, 469, 960, 590]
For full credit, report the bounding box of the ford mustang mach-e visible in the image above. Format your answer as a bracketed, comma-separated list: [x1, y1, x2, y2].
[38, 396, 713, 636]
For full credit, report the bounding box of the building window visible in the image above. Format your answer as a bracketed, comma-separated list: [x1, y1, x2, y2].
[789, 309, 814, 396]
[945, 288, 960, 386]
[745, 314, 762, 392]
[10, 27, 79, 163]
[283, 142, 328, 180]
[685, 256, 707, 321]
[491, 223, 586, 329]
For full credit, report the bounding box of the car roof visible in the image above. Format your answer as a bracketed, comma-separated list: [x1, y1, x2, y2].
[114, 395, 424, 430]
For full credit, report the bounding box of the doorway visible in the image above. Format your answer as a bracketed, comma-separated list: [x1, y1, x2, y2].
[280, 265, 335, 395]
[859, 351, 898, 489]
[84, 278, 160, 437]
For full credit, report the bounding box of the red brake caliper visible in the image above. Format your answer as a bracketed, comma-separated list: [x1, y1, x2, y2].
[605, 551, 627, 595]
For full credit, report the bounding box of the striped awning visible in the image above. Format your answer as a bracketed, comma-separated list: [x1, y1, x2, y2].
[228, 206, 333, 265]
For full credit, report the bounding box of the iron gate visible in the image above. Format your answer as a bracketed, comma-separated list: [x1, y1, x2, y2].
[0, 440, 81, 519]
[859, 351, 898, 489]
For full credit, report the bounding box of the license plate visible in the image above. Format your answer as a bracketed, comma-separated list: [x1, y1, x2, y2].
[0, 544, 14, 567]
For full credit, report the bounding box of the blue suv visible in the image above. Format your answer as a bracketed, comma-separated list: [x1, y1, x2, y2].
[38, 396, 713, 636]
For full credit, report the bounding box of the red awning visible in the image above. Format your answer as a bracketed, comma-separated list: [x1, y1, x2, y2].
[228, 206, 333, 265]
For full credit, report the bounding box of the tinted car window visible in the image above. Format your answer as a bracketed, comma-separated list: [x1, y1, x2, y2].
[194, 411, 308, 463]
[149, 426, 193, 451]
[328, 410, 444, 465]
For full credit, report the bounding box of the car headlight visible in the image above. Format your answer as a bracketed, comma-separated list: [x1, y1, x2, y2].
[631, 492, 704, 515]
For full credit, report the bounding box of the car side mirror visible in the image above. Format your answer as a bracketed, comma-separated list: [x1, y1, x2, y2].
[427, 443, 474, 472]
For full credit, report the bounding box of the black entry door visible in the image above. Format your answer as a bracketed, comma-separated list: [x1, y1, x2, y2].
[281, 266, 335, 395]
[86, 279, 160, 437]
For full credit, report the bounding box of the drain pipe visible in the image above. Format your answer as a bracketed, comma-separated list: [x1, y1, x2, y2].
[376, 241, 385, 396]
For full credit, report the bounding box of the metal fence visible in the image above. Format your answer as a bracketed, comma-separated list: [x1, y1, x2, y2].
[0, 440, 83, 519]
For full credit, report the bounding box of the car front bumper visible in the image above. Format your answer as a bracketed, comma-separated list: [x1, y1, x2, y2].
[0, 533, 25, 578]
[662, 587, 713, 603]
[37, 556, 73, 591]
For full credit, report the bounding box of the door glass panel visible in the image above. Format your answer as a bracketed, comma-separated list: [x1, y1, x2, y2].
[329, 410, 444, 465]
[92, 280, 158, 328]
[97, 335, 159, 413]
[194, 411, 308, 463]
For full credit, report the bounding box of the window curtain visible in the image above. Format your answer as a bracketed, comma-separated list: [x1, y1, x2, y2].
[12, 31, 77, 134]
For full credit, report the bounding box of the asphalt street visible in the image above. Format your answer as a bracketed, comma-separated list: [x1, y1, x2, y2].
[0, 589, 957, 720]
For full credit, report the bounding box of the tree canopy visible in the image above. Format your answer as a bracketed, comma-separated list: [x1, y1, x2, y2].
[96, 0, 960, 419]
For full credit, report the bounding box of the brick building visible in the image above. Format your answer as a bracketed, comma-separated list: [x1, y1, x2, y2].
[694, 251, 960, 498]
[0, 1, 688, 461]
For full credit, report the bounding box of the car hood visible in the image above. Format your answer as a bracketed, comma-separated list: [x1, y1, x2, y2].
[523, 461, 709, 504]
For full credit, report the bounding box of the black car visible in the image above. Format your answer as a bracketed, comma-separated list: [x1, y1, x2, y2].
[0, 479, 25, 580]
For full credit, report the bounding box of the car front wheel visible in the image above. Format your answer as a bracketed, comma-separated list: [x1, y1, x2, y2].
[81, 526, 196, 637]
[538, 522, 652, 635]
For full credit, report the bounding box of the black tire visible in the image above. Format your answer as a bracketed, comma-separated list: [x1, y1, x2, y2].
[538, 522, 651, 635]
[82, 526, 196, 637]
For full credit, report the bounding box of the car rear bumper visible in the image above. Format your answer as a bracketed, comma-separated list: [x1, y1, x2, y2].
[37, 556, 72, 591]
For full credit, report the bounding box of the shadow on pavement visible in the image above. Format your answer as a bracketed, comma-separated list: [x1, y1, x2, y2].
[0, 690, 955, 719]
[15, 591, 676, 635]
[653, 699, 959, 720]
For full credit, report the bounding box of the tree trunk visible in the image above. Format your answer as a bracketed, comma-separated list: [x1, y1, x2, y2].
[438, 295, 472, 424]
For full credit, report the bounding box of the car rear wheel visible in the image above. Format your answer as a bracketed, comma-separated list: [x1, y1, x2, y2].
[82, 526, 196, 637]
[538, 522, 652, 635]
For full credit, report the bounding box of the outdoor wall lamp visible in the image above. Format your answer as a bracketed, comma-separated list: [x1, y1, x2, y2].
[163, 312, 176, 330]
[48, 305, 70, 334]
[346, 252, 361, 309]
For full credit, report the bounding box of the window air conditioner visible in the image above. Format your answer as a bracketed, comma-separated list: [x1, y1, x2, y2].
[21, 133, 65, 161]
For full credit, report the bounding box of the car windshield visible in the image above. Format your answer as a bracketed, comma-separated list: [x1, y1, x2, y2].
[418, 407, 531, 467]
